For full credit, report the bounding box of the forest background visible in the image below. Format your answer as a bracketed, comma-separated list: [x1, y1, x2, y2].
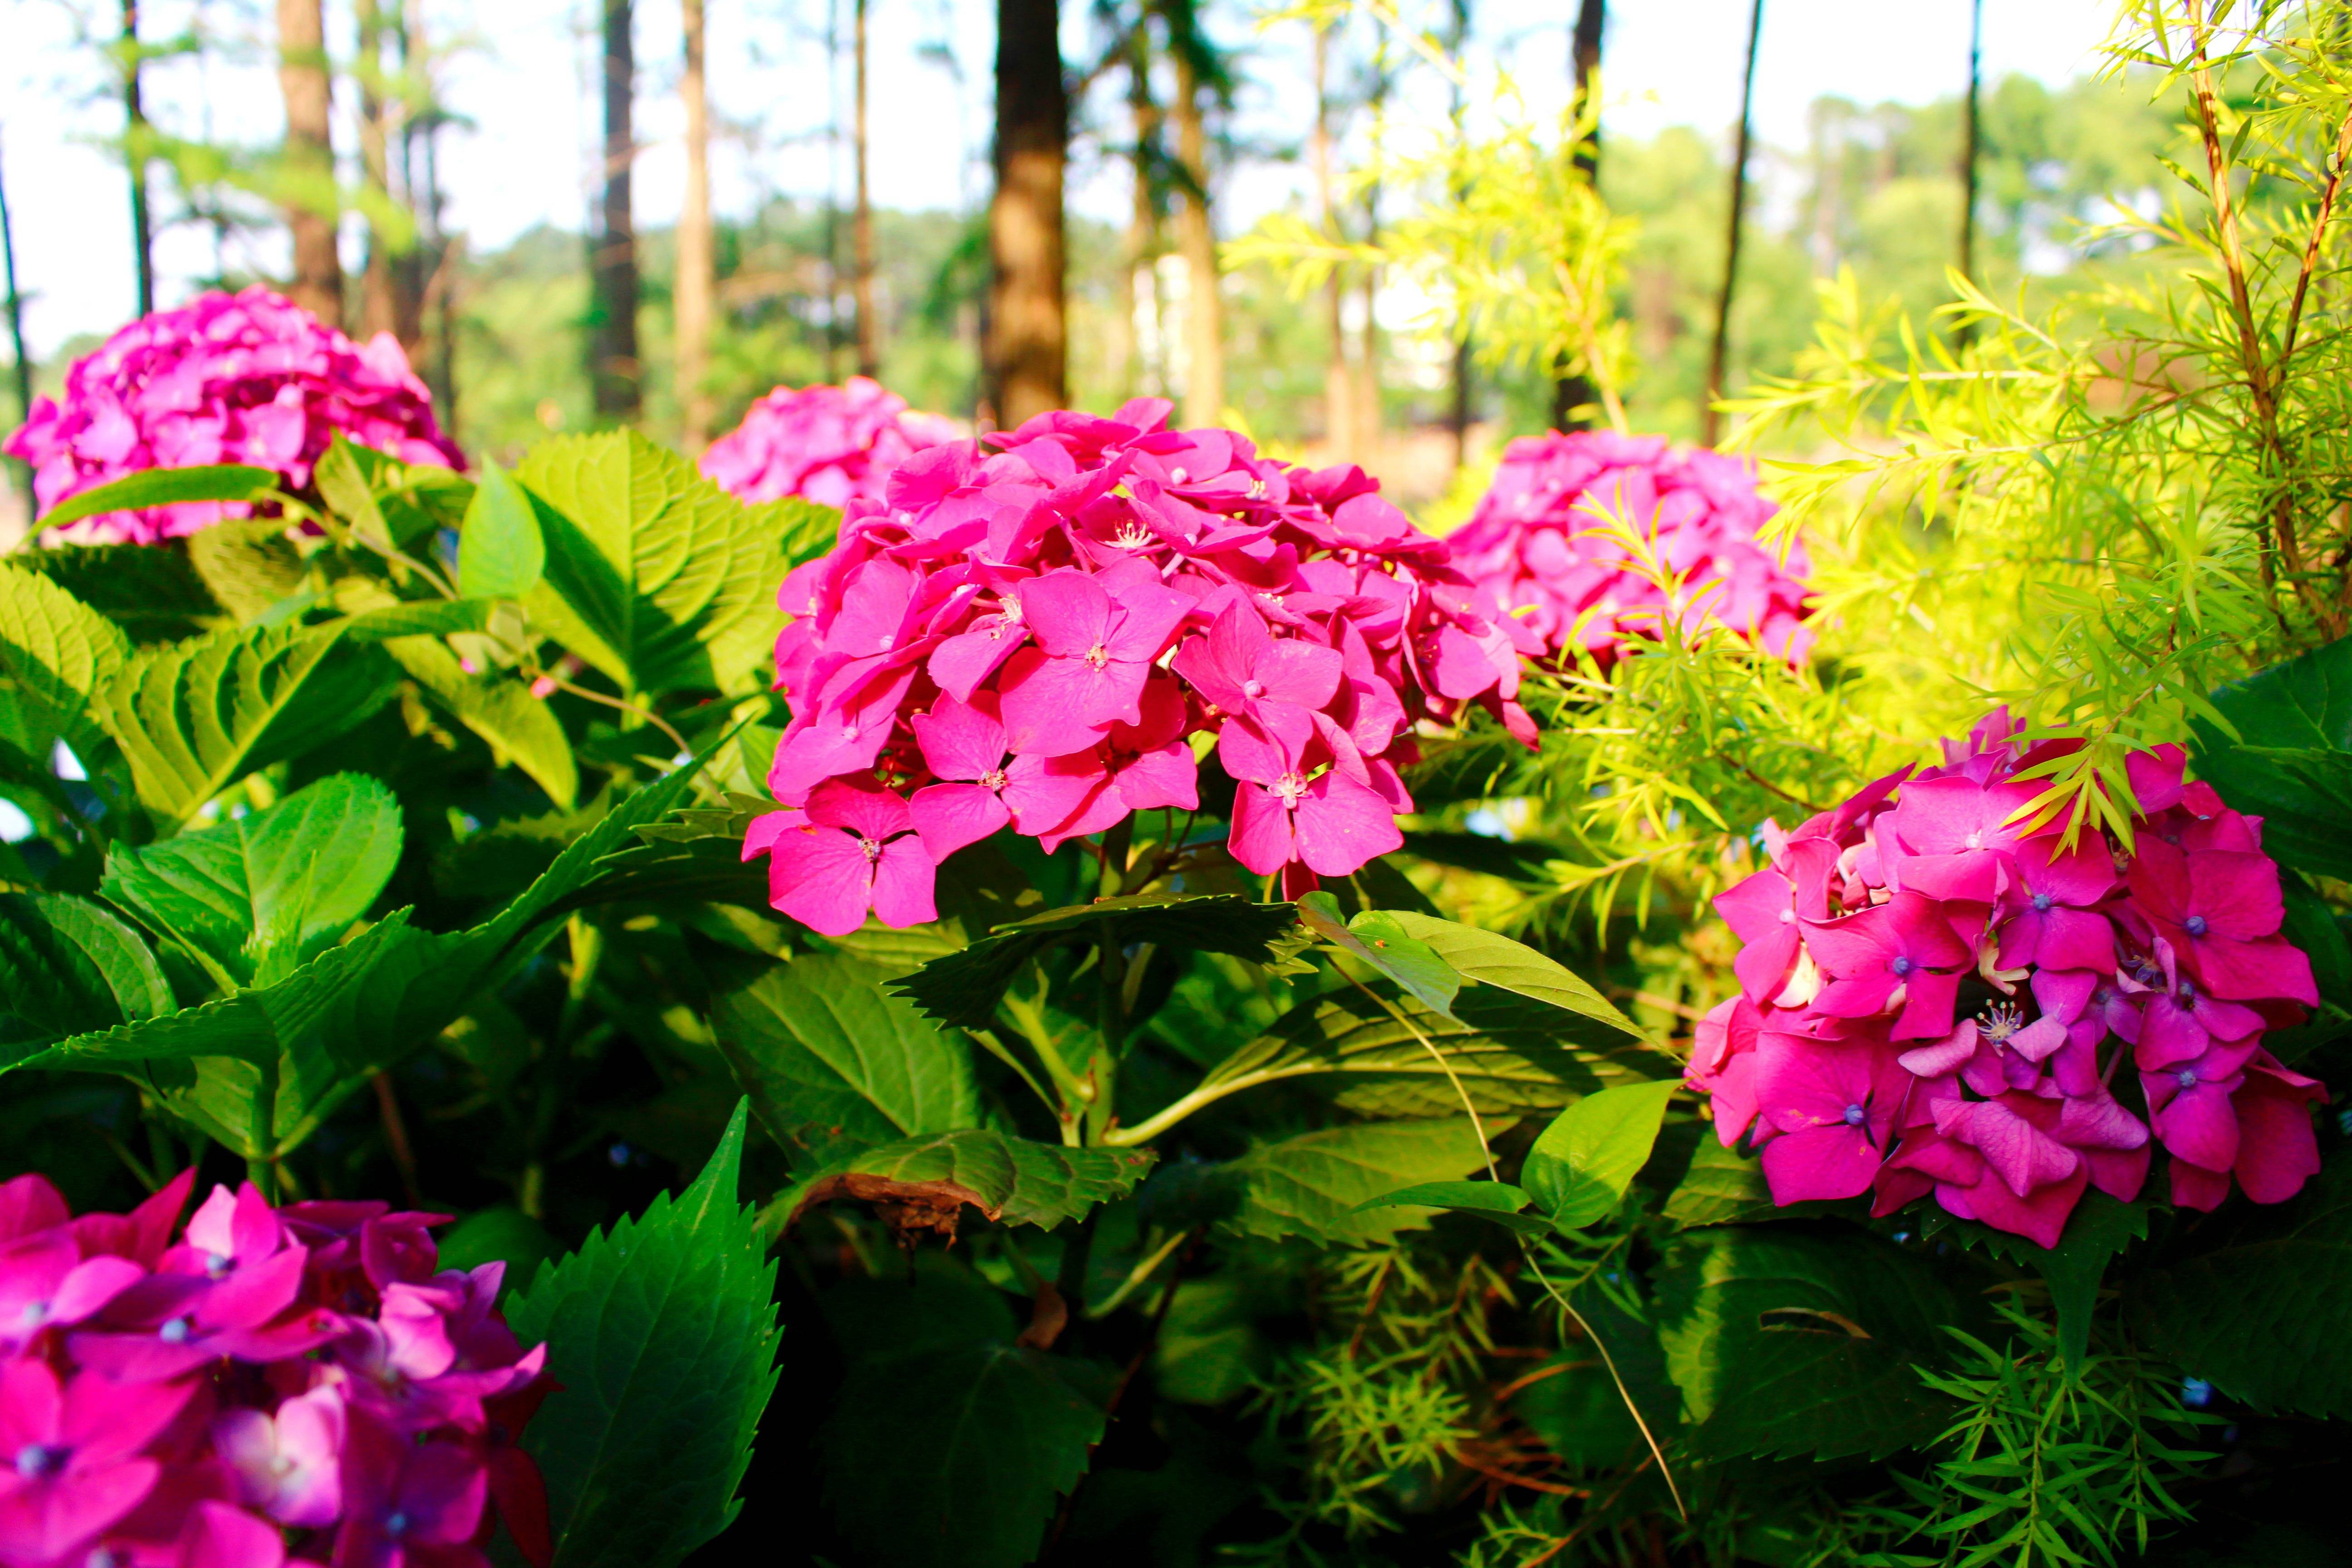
[0, 0, 2163, 534]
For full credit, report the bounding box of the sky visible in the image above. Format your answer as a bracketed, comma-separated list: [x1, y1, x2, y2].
[1, 0, 2122, 362]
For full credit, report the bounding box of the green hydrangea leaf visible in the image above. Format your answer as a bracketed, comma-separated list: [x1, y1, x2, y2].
[1522, 1079, 1682, 1228]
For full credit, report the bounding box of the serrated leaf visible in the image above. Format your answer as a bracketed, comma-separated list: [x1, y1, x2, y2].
[1387, 911, 1645, 1039]
[1661, 1137, 1782, 1227]
[1227, 1119, 1495, 1243]
[818, 1267, 1109, 1568]
[0, 564, 132, 761]
[892, 893, 1300, 1029]
[2189, 636, 2352, 880]
[1655, 1226, 1964, 1460]
[10, 544, 220, 643]
[184, 516, 307, 622]
[0, 892, 175, 1051]
[1523, 1080, 1681, 1229]
[517, 431, 790, 695]
[2128, 1150, 2352, 1417]
[508, 1100, 782, 1568]
[457, 458, 547, 598]
[1297, 892, 1460, 1017]
[712, 951, 979, 1168]
[93, 620, 402, 823]
[787, 1129, 1157, 1234]
[101, 772, 403, 988]
[1194, 984, 1673, 1122]
[386, 636, 578, 808]
[33, 464, 280, 535]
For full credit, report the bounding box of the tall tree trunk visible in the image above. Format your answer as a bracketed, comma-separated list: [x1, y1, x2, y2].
[1313, 21, 1350, 460]
[1551, 0, 1603, 431]
[276, 0, 342, 327]
[1960, 0, 1982, 286]
[123, 0, 155, 316]
[1, 128, 35, 511]
[988, 0, 1067, 426]
[593, 0, 642, 421]
[1168, 7, 1220, 427]
[409, 5, 456, 426]
[357, 0, 419, 347]
[1446, 0, 1472, 473]
[677, 0, 715, 444]
[1111, 19, 1160, 400]
[1701, 0, 1763, 448]
[1355, 34, 1388, 458]
[852, 0, 879, 378]
[823, 0, 844, 380]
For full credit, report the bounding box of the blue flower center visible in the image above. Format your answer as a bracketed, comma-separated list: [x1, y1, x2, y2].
[2185, 915, 2209, 937]
[18, 1301, 44, 1328]
[203, 1251, 233, 1279]
[1842, 1103, 1868, 1127]
[2176, 1068, 2199, 1088]
[1890, 956, 1915, 977]
[15, 1443, 62, 1480]
[385, 1511, 411, 1539]
[159, 1317, 193, 1344]
[2179, 981, 2197, 1005]
[2031, 893, 2053, 912]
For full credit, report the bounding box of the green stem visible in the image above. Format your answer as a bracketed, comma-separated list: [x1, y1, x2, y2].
[1087, 819, 1134, 1143]
[247, 1052, 280, 1201]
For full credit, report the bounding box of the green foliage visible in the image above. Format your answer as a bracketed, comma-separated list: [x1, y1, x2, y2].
[0, 564, 132, 761]
[818, 1267, 1110, 1568]
[1522, 1079, 1681, 1229]
[27, 464, 281, 535]
[2190, 632, 2352, 879]
[456, 458, 547, 600]
[1225, 1118, 1494, 1244]
[508, 1101, 783, 1568]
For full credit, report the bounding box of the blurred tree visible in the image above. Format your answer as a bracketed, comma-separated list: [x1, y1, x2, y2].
[357, 0, 421, 350]
[1701, 0, 1762, 446]
[1313, 17, 1351, 456]
[122, 1, 155, 317]
[854, 0, 879, 379]
[678, 0, 715, 445]
[1106, 3, 1165, 402]
[989, 0, 1069, 425]
[275, 0, 342, 326]
[593, 0, 642, 420]
[1553, 0, 1603, 431]
[1961, 0, 1982, 288]
[1161, 0, 1225, 426]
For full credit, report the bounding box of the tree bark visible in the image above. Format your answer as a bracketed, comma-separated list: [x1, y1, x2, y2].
[988, 0, 1068, 428]
[1551, 0, 1604, 431]
[1446, 0, 1472, 473]
[276, 0, 342, 327]
[593, 0, 642, 420]
[1, 128, 35, 501]
[852, 0, 879, 379]
[1313, 21, 1350, 459]
[123, 0, 155, 317]
[1701, 0, 1763, 448]
[1167, 5, 1220, 427]
[677, 0, 715, 445]
[1960, 0, 1982, 286]
[1111, 18, 1161, 400]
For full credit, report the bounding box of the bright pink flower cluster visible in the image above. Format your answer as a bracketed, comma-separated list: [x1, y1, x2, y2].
[1686, 714, 2331, 1248]
[697, 377, 959, 511]
[0, 1171, 550, 1568]
[1446, 431, 1813, 666]
[3, 287, 463, 546]
[742, 400, 1538, 934]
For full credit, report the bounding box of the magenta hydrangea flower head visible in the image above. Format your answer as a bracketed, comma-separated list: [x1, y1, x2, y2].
[742, 400, 1537, 924]
[1445, 431, 1814, 667]
[4, 286, 463, 545]
[697, 376, 960, 510]
[1685, 714, 2329, 1248]
[0, 1171, 551, 1568]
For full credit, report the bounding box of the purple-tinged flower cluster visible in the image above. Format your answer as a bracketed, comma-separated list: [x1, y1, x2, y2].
[697, 377, 959, 511]
[1685, 714, 2330, 1248]
[0, 1171, 550, 1568]
[742, 400, 1539, 934]
[1446, 431, 1814, 667]
[3, 288, 464, 546]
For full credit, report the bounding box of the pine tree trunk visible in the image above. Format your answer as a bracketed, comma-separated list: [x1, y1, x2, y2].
[1170, 17, 1220, 427]
[852, 0, 879, 379]
[1446, 0, 1472, 473]
[988, 0, 1068, 427]
[593, 0, 642, 421]
[677, 0, 715, 445]
[123, 0, 155, 317]
[276, 0, 342, 327]
[1552, 0, 1603, 431]
[1111, 20, 1160, 400]
[1313, 21, 1350, 459]
[357, 0, 419, 347]
[1701, 0, 1764, 448]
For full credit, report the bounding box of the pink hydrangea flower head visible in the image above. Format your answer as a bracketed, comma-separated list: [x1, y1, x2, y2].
[4, 286, 463, 544]
[0, 1177, 551, 1568]
[1687, 715, 2331, 1247]
[1446, 431, 1813, 668]
[699, 376, 959, 509]
[743, 403, 1531, 922]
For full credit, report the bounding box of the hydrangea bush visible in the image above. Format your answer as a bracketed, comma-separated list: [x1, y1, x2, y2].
[697, 377, 958, 510]
[3, 287, 463, 545]
[1446, 430, 1813, 666]
[743, 398, 1539, 933]
[1687, 711, 2328, 1246]
[0, 1171, 548, 1568]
